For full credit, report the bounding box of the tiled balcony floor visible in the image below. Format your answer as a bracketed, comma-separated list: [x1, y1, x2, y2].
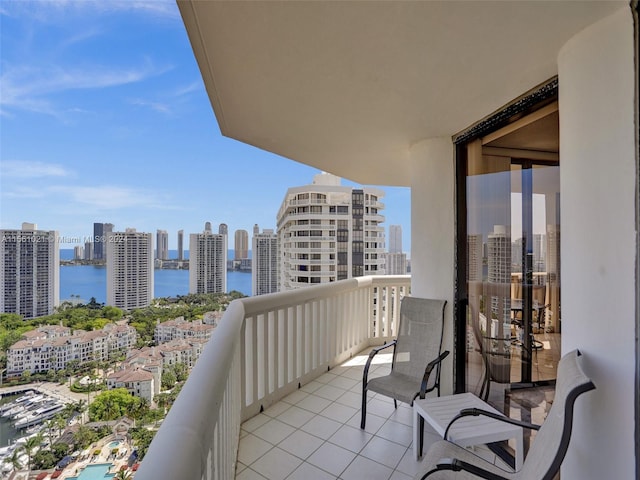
[236, 349, 510, 480]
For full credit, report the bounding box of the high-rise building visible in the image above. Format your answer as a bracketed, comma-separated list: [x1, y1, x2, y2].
[487, 225, 511, 323]
[218, 223, 228, 236]
[0, 223, 59, 318]
[74, 245, 84, 260]
[467, 234, 483, 282]
[533, 233, 546, 273]
[234, 229, 249, 260]
[487, 225, 511, 284]
[252, 227, 279, 296]
[156, 230, 169, 260]
[389, 225, 403, 254]
[177, 230, 184, 261]
[276, 172, 386, 291]
[189, 223, 227, 294]
[84, 241, 94, 261]
[93, 222, 114, 261]
[106, 229, 154, 310]
[386, 224, 406, 275]
[384, 253, 407, 275]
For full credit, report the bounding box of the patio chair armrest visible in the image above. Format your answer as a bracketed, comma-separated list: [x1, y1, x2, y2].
[419, 458, 508, 480]
[363, 340, 397, 384]
[444, 407, 540, 439]
[419, 350, 450, 398]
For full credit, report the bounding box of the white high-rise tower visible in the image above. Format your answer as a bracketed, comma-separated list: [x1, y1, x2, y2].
[276, 172, 386, 291]
[0, 223, 59, 318]
[389, 225, 402, 254]
[107, 229, 154, 309]
[386, 224, 406, 274]
[189, 223, 227, 294]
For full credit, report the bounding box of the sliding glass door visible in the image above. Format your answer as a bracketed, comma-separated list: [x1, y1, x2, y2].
[460, 103, 561, 416]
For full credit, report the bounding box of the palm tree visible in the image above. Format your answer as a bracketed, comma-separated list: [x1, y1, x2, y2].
[2, 449, 23, 471]
[114, 469, 132, 480]
[44, 418, 56, 445]
[53, 413, 67, 439]
[133, 398, 149, 423]
[74, 399, 87, 424]
[62, 402, 77, 423]
[21, 432, 43, 471]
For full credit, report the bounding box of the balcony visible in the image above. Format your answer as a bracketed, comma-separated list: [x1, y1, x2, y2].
[137, 275, 470, 479]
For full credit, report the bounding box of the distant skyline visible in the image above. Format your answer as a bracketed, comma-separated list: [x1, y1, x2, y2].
[0, 1, 411, 252]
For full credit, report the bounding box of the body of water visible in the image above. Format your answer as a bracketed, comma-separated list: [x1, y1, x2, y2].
[0, 394, 22, 447]
[59, 249, 252, 303]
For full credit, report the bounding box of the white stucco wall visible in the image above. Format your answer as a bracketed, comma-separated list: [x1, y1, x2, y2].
[410, 137, 455, 395]
[558, 6, 636, 479]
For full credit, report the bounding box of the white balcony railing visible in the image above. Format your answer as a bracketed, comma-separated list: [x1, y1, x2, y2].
[136, 275, 410, 480]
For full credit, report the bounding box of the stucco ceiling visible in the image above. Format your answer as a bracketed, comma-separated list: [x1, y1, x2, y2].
[178, 1, 624, 187]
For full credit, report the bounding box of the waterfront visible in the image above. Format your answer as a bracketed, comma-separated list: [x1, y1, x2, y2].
[0, 394, 21, 447]
[59, 249, 252, 303]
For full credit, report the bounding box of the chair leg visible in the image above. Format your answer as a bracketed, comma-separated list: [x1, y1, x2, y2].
[419, 416, 425, 457]
[483, 376, 491, 402]
[394, 399, 398, 409]
[360, 388, 367, 429]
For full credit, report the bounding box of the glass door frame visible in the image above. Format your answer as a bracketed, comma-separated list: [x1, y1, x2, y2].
[453, 78, 558, 394]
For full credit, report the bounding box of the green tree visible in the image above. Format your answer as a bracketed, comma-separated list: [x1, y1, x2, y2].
[52, 413, 67, 439]
[22, 432, 43, 470]
[130, 427, 156, 460]
[172, 363, 189, 382]
[131, 397, 150, 424]
[50, 442, 70, 459]
[89, 388, 139, 421]
[73, 425, 98, 450]
[161, 370, 176, 390]
[155, 392, 169, 411]
[2, 448, 23, 471]
[102, 306, 123, 321]
[32, 449, 58, 470]
[114, 469, 133, 480]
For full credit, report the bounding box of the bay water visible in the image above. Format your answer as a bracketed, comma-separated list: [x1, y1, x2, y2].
[59, 249, 251, 303]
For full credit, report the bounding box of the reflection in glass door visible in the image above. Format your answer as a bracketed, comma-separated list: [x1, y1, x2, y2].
[462, 104, 561, 417]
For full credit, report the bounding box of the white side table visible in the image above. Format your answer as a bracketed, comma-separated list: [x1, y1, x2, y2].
[413, 392, 524, 471]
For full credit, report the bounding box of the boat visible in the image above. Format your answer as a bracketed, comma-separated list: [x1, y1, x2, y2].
[0, 392, 35, 414]
[15, 403, 64, 429]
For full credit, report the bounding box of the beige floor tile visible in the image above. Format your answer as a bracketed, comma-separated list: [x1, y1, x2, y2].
[360, 436, 408, 469]
[253, 418, 297, 445]
[327, 424, 372, 453]
[286, 462, 337, 480]
[307, 442, 357, 477]
[277, 429, 324, 460]
[249, 447, 302, 480]
[300, 414, 343, 440]
[238, 433, 273, 466]
[340, 455, 393, 480]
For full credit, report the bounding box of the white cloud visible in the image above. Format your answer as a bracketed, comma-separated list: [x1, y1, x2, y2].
[174, 82, 201, 97]
[0, 160, 73, 178]
[0, 1, 179, 22]
[48, 185, 176, 211]
[129, 98, 172, 114]
[1, 62, 172, 116]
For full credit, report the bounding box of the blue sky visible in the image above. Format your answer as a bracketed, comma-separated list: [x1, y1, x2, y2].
[0, 1, 411, 252]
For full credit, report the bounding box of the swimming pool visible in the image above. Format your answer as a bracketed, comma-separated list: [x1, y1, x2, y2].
[66, 463, 114, 480]
[107, 441, 121, 449]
